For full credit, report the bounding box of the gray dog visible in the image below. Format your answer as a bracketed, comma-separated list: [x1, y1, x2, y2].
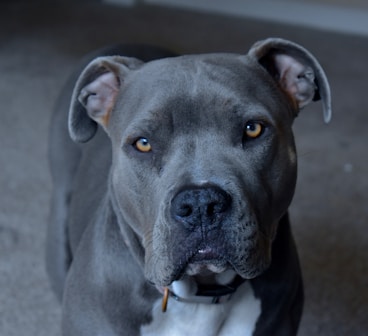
[47, 38, 331, 335]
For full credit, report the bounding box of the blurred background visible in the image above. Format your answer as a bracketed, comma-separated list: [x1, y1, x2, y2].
[0, 1, 367, 335]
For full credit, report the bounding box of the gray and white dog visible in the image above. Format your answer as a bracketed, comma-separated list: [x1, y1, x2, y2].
[47, 38, 331, 335]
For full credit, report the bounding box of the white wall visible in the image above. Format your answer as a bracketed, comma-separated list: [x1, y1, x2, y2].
[289, 0, 368, 10]
[106, 0, 368, 36]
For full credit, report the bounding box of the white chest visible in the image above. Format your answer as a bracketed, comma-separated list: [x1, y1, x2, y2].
[140, 282, 261, 336]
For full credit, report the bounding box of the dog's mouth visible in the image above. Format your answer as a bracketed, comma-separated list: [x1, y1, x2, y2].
[185, 247, 230, 277]
[166, 233, 269, 286]
[147, 215, 271, 287]
[167, 245, 236, 286]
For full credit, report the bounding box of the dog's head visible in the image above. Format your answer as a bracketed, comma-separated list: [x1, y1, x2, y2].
[69, 38, 331, 287]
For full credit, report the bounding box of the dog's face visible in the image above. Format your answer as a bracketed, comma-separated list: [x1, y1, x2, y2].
[108, 54, 298, 285]
[69, 39, 331, 287]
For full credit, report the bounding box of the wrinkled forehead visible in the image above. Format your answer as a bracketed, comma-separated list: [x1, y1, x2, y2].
[130, 53, 265, 94]
[112, 53, 291, 133]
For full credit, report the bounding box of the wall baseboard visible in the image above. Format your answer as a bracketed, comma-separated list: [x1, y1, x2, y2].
[106, 0, 368, 36]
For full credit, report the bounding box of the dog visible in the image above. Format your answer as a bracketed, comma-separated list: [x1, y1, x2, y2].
[46, 38, 331, 335]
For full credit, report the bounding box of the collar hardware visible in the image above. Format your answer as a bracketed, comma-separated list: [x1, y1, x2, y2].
[161, 287, 169, 313]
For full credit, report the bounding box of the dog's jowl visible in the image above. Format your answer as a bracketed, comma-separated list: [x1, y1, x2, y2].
[47, 39, 331, 335]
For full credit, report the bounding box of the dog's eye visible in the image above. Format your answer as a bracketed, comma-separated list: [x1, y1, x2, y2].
[134, 137, 152, 153]
[244, 121, 264, 139]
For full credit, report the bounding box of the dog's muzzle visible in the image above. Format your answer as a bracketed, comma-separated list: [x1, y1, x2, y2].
[169, 185, 233, 276]
[147, 183, 271, 286]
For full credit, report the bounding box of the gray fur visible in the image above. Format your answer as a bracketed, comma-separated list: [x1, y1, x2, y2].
[47, 39, 331, 335]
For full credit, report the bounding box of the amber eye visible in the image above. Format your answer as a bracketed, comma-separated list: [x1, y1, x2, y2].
[134, 137, 152, 153]
[245, 121, 264, 139]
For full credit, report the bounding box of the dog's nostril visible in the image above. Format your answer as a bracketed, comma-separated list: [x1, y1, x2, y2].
[206, 202, 217, 217]
[177, 204, 193, 218]
[207, 199, 230, 216]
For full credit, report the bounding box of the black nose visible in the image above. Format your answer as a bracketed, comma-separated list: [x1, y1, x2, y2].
[171, 186, 232, 228]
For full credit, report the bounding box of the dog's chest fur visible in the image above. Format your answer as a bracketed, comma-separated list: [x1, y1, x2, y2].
[141, 282, 261, 336]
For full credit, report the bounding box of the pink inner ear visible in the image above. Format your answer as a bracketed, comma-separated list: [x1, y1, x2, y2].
[274, 54, 316, 108]
[79, 71, 120, 126]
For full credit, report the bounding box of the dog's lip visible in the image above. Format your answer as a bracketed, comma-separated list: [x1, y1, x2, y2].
[170, 246, 229, 282]
[191, 246, 223, 261]
[183, 246, 230, 276]
[197, 247, 219, 257]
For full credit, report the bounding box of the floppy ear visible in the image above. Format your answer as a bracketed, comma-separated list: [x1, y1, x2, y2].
[69, 56, 143, 143]
[249, 38, 331, 123]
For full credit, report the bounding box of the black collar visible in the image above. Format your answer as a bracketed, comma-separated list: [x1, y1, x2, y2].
[160, 275, 246, 312]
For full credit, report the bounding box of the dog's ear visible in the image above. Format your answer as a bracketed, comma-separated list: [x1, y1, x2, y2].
[69, 56, 143, 143]
[249, 38, 331, 123]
